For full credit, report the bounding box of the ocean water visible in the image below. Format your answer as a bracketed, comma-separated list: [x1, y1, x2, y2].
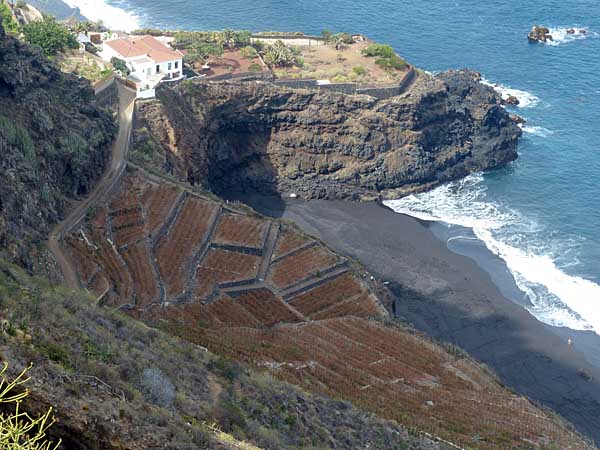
[78, 0, 600, 335]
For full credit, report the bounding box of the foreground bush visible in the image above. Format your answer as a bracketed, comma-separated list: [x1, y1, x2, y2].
[21, 16, 78, 56]
[0, 362, 60, 450]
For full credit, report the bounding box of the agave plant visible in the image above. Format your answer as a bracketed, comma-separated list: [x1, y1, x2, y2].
[262, 40, 300, 68]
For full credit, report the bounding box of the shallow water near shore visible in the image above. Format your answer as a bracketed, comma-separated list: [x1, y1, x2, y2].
[78, 0, 600, 336]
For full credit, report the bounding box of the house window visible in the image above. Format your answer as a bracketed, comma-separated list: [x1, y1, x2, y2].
[168, 62, 172, 70]
[146, 68, 151, 76]
[156, 65, 160, 73]
[175, 61, 179, 69]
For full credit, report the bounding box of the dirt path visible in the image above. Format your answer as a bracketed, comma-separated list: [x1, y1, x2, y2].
[48, 82, 136, 289]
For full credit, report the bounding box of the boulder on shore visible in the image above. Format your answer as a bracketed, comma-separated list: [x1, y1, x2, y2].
[510, 114, 527, 125]
[528, 25, 553, 43]
[503, 95, 520, 106]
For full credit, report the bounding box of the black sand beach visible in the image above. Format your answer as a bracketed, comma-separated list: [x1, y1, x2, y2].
[239, 194, 600, 444]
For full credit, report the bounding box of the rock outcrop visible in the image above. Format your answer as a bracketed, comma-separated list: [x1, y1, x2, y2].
[0, 21, 116, 268]
[134, 69, 521, 200]
[528, 25, 553, 42]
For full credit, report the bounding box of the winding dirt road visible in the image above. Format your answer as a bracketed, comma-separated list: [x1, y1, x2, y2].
[48, 82, 136, 289]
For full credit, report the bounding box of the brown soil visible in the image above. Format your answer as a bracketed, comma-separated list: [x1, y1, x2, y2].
[274, 40, 409, 84]
[194, 49, 268, 78]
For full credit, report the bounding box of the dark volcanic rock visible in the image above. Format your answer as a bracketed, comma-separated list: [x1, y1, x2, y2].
[528, 25, 553, 42]
[0, 21, 116, 268]
[503, 95, 520, 106]
[134, 69, 521, 200]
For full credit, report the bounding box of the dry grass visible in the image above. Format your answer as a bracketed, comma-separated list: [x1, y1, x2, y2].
[274, 41, 408, 84]
[197, 317, 592, 450]
[56, 50, 113, 84]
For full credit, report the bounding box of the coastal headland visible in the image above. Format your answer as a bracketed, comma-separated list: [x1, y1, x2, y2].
[1, 7, 599, 449]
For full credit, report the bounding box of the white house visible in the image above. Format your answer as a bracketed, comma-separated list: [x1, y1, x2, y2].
[100, 35, 184, 97]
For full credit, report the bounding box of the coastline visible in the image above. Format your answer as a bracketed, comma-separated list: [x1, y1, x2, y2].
[237, 193, 600, 443]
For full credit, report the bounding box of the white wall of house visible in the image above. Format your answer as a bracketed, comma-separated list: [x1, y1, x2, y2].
[154, 59, 183, 79]
[128, 58, 154, 84]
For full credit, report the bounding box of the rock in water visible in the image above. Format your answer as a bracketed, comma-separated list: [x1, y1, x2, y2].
[503, 95, 520, 106]
[134, 69, 521, 201]
[528, 25, 553, 43]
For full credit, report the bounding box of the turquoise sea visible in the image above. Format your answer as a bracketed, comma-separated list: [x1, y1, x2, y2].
[70, 0, 600, 336]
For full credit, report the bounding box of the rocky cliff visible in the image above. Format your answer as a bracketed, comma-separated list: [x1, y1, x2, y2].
[134, 69, 521, 200]
[0, 21, 115, 268]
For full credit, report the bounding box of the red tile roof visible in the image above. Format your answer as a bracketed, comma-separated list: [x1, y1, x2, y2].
[106, 36, 182, 63]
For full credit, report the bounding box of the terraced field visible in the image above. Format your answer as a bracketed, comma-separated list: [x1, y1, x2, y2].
[62, 171, 377, 321]
[60, 169, 593, 450]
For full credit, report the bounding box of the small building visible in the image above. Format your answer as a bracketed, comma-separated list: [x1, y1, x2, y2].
[87, 31, 103, 45]
[100, 35, 184, 98]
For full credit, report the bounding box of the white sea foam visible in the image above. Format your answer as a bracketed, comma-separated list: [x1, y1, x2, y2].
[545, 27, 597, 46]
[384, 174, 600, 335]
[519, 125, 554, 138]
[481, 78, 540, 108]
[63, 0, 140, 31]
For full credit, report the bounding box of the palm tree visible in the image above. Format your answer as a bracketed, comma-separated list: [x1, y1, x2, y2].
[74, 20, 92, 35]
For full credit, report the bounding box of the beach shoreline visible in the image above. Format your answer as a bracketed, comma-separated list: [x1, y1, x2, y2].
[234, 192, 600, 443]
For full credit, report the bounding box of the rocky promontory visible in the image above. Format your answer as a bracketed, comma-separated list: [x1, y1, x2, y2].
[133, 69, 521, 200]
[0, 22, 116, 268]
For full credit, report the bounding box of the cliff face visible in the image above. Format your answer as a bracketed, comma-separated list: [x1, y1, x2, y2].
[0, 22, 115, 268]
[134, 69, 520, 200]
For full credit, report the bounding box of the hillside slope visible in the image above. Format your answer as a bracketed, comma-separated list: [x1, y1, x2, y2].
[58, 168, 595, 450]
[0, 20, 115, 269]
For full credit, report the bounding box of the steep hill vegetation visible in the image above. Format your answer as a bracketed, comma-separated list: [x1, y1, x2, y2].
[0, 20, 115, 269]
[58, 168, 594, 450]
[0, 259, 445, 450]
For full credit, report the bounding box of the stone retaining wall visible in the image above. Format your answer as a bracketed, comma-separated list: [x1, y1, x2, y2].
[274, 67, 417, 100]
[94, 75, 118, 109]
[251, 34, 326, 46]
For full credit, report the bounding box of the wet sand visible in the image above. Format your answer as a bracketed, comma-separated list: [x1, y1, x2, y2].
[239, 194, 600, 444]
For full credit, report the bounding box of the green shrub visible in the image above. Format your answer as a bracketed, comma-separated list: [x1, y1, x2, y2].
[248, 63, 262, 72]
[352, 65, 367, 76]
[0, 115, 35, 159]
[214, 398, 247, 432]
[362, 43, 395, 58]
[37, 341, 73, 370]
[0, 2, 19, 34]
[209, 357, 241, 382]
[110, 56, 130, 76]
[337, 32, 354, 44]
[239, 45, 258, 59]
[375, 54, 407, 71]
[21, 16, 79, 56]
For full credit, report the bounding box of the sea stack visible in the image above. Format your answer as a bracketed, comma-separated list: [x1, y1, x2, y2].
[528, 25, 553, 43]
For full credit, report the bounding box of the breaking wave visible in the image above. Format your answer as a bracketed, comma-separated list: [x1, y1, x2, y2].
[63, 0, 141, 31]
[545, 27, 597, 46]
[481, 78, 540, 108]
[384, 174, 600, 336]
[519, 125, 554, 138]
